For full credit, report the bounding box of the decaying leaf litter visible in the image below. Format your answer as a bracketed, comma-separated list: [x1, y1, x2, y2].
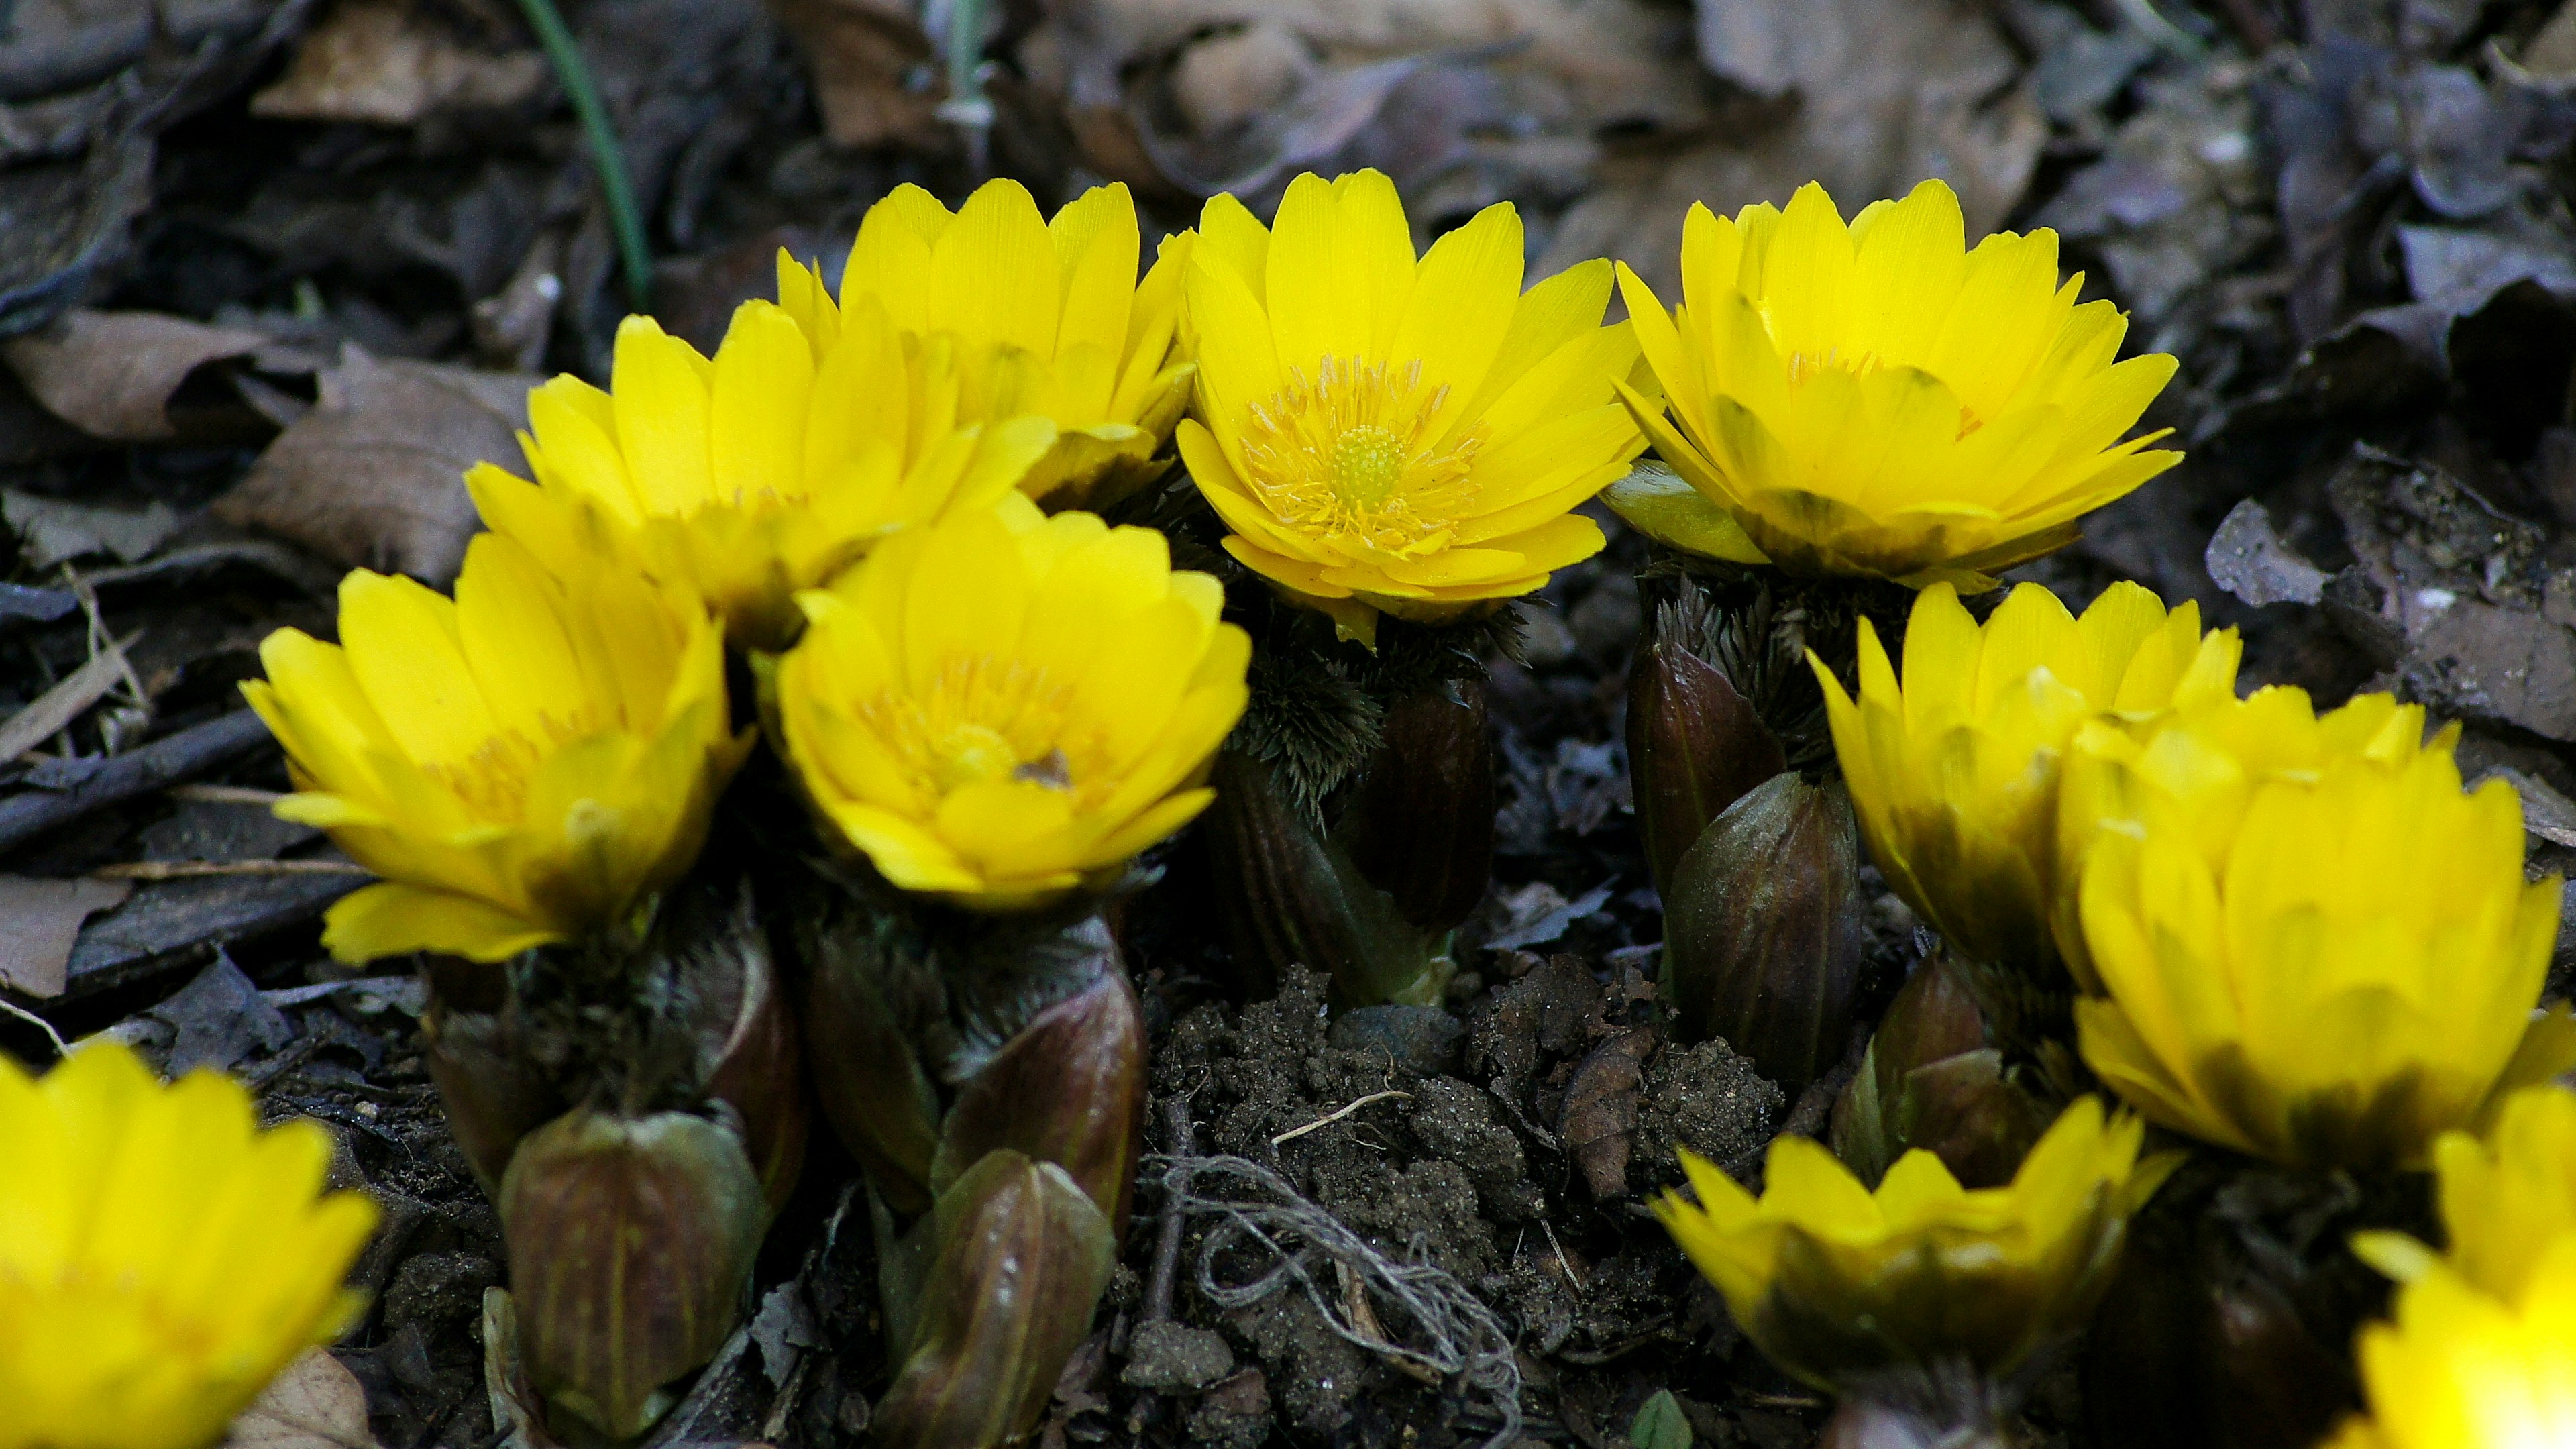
[8, 0, 2576, 1444]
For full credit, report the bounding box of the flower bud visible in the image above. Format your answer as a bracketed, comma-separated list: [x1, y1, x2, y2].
[1201, 748, 1440, 1006]
[795, 868, 946, 1216]
[657, 875, 809, 1216]
[1338, 679, 1496, 936]
[930, 962, 1146, 1234]
[1662, 771, 1864, 1094]
[1627, 627, 1785, 900]
[421, 969, 560, 1195]
[498, 1108, 768, 1440]
[1831, 953, 2046, 1189]
[875, 1150, 1119, 1449]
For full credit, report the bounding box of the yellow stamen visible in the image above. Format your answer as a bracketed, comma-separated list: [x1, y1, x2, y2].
[857, 656, 1105, 806]
[1238, 356, 1484, 556]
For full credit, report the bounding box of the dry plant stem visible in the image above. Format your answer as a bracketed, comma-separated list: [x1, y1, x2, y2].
[94, 859, 370, 880]
[510, 0, 651, 312]
[60, 564, 146, 715]
[1145, 1095, 1197, 1324]
[1270, 1089, 1412, 1148]
[0, 710, 274, 853]
[1148, 1152, 1524, 1448]
[0, 996, 68, 1059]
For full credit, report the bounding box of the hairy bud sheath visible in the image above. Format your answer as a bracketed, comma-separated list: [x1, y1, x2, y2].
[498, 1109, 768, 1440]
[1627, 630, 1785, 901]
[1340, 680, 1497, 936]
[1662, 771, 1864, 1094]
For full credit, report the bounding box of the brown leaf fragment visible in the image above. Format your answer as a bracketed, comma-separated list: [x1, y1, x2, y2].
[0, 874, 131, 998]
[2, 309, 265, 442]
[215, 347, 539, 584]
[250, 0, 547, 126]
[1560, 1026, 1654, 1200]
[226, 1348, 382, 1449]
[766, 0, 941, 148]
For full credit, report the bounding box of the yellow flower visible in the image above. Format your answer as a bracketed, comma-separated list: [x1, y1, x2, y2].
[1175, 170, 1648, 646]
[771, 493, 1250, 908]
[244, 531, 751, 963]
[1815, 579, 2237, 979]
[2068, 692, 2575, 1170]
[2325, 1244, 2576, 1449]
[0, 1042, 378, 1449]
[1609, 180, 2182, 588]
[468, 300, 1060, 649]
[1654, 1096, 2164, 1389]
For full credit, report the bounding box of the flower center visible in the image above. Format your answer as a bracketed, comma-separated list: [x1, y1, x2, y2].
[1784, 344, 1983, 437]
[1238, 356, 1484, 557]
[428, 710, 605, 823]
[858, 655, 1104, 807]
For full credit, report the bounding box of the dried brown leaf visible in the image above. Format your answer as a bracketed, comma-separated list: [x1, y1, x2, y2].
[1559, 1027, 1653, 1200]
[215, 346, 538, 584]
[0, 631, 139, 761]
[767, 0, 941, 148]
[2, 309, 265, 442]
[225, 1347, 382, 1449]
[250, 0, 547, 125]
[1538, 0, 2042, 291]
[0, 875, 131, 999]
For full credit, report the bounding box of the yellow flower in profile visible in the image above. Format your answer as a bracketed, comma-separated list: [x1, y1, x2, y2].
[245, 531, 751, 963]
[1611, 180, 2181, 588]
[469, 303, 1059, 650]
[2068, 694, 2575, 1170]
[1815, 580, 2237, 980]
[1176, 170, 1649, 645]
[1656, 1096, 2164, 1389]
[0, 1042, 378, 1449]
[771, 493, 1250, 908]
[2324, 1244, 2576, 1449]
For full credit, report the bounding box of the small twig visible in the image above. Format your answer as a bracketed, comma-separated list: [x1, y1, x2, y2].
[166, 784, 285, 805]
[1271, 1089, 1412, 1148]
[244, 1034, 328, 1093]
[510, 0, 651, 313]
[1539, 1217, 1585, 1295]
[0, 710, 274, 855]
[0, 996, 68, 1059]
[1146, 1095, 1197, 1323]
[58, 564, 146, 719]
[94, 859, 368, 881]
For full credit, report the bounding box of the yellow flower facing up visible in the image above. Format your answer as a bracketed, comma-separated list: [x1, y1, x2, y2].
[2325, 1243, 2576, 1449]
[771, 494, 1250, 908]
[2068, 692, 2575, 1171]
[1655, 1096, 2164, 1390]
[0, 1042, 378, 1449]
[245, 531, 752, 963]
[470, 299, 1059, 650]
[1816, 580, 2238, 981]
[1609, 180, 2182, 588]
[1177, 170, 1649, 646]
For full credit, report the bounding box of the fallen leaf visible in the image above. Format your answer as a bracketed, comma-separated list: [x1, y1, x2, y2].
[2206, 498, 2328, 608]
[1539, 0, 2043, 290]
[152, 953, 297, 1075]
[215, 346, 539, 583]
[4, 491, 176, 567]
[1483, 881, 1611, 952]
[1559, 1026, 1653, 1200]
[1, 309, 266, 441]
[225, 1347, 382, 1449]
[0, 875, 131, 998]
[0, 630, 140, 760]
[766, 0, 941, 148]
[250, 0, 547, 125]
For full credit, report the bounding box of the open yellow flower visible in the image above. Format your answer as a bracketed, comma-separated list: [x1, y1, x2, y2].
[0, 1041, 378, 1449]
[794, 178, 1197, 513]
[1610, 180, 2181, 588]
[1176, 170, 1648, 645]
[2325, 1244, 2576, 1449]
[468, 301, 1059, 650]
[245, 531, 751, 963]
[2069, 694, 2575, 1170]
[1816, 580, 2237, 981]
[771, 493, 1250, 908]
[1656, 1096, 2164, 1389]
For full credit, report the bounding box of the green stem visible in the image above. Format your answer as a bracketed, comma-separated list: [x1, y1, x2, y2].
[513, 0, 653, 314]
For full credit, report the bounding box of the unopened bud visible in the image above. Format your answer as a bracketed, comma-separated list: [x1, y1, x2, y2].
[1339, 679, 1497, 936]
[498, 1108, 767, 1440]
[1628, 633, 1785, 900]
[930, 956, 1146, 1234]
[796, 870, 945, 1217]
[1201, 748, 1440, 1006]
[875, 1150, 1118, 1449]
[1662, 771, 1864, 1094]
[422, 976, 559, 1195]
[1832, 953, 2045, 1189]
